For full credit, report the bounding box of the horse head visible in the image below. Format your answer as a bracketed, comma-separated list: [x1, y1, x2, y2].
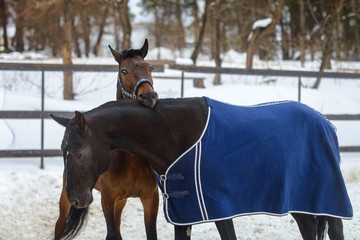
[109, 39, 158, 108]
[51, 112, 111, 209]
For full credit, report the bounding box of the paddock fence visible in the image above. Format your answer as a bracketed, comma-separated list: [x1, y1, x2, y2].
[0, 62, 359, 169]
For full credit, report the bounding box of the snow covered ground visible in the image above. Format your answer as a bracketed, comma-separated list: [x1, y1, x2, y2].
[0, 50, 359, 239]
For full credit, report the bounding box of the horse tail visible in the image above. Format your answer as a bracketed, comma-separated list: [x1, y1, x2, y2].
[61, 206, 89, 240]
[317, 216, 327, 240]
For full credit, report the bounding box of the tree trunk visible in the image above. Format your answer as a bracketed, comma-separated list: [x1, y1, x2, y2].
[192, 0, 200, 40]
[93, 5, 109, 56]
[72, 19, 81, 57]
[246, 28, 259, 69]
[0, 0, 9, 52]
[191, 0, 211, 64]
[351, 0, 360, 61]
[312, 37, 331, 89]
[153, 6, 161, 59]
[280, 17, 289, 60]
[13, 1, 25, 52]
[213, 0, 221, 85]
[119, 0, 131, 50]
[246, 0, 284, 69]
[191, 0, 211, 88]
[299, 0, 305, 66]
[312, 0, 344, 89]
[351, 0, 360, 60]
[63, 0, 74, 100]
[113, 10, 121, 50]
[80, 11, 91, 57]
[175, 0, 186, 53]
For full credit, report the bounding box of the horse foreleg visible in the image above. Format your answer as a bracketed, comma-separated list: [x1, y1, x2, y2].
[102, 192, 126, 240]
[140, 189, 159, 240]
[174, 225, 192, 240]
[327, 217, 344, 240]
[54, 171, 71, 240]
[215, 219, 237, 240]
[291, 213, 318, 240]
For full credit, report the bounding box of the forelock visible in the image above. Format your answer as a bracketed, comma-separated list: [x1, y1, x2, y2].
[120, 49, 143, 60]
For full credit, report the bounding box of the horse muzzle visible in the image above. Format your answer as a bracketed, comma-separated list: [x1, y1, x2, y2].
[68, 189, 93, 209]
[138, 91, 158, 108]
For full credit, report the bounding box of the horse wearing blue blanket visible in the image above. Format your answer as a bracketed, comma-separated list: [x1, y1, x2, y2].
[51, 97, 352, 240]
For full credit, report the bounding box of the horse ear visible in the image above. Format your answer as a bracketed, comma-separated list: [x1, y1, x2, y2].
[50, 114, 70, 127]
[140, 39, 148, 58]
[75, 111, 85, 131]
[108, 45, 123, 63]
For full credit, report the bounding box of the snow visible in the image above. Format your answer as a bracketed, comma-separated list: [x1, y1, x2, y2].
[248, 18, 273, 41]
[252, 18, 273, 30]
[0, 52, 359, 239]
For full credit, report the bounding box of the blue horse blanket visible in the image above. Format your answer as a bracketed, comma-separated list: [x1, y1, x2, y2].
[156, 97, 353, 226]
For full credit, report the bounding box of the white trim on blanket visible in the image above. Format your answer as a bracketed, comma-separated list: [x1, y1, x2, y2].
[163, 106, 211, 224]
[197, 141, 209, 220]
[167, 210, 353, 226]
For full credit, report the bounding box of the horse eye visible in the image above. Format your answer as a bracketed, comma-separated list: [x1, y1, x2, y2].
[73, 152, 82, 158]
[121, 69, 128, 75]
[149, 67, 153, 72]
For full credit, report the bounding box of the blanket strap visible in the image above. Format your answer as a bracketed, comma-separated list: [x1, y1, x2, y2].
[160, 173, 185, 181]
[163, 191, 189, 199]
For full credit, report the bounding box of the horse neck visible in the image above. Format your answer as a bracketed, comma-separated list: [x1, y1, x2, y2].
[90, 98, 208, 174]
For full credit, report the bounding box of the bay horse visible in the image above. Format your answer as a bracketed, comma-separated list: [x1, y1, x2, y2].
[53, 39, 159, 240]
[51, 98, 352, 240]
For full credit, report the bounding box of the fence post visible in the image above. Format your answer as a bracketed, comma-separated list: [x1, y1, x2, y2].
[181, 70, 185, 98]
[40, 70, 45, 169]
[298, 76, 301, 102]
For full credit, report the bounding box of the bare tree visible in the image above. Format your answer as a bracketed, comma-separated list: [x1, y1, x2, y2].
[0, 0, 10, 52]
[63, 0, 73, 100]
[309, 0, 345, 89]
[175, 0, 186, 52]
[213, 0, 221, 85]
[190, 0, 211, 88]
[93, 4, 109, 56]
[12, 0, 26, 52]
[191, 0, 211, 65]
[115, 0, 131, 49]
[246, 0, 284, 69]
[299, 0, 305, 66]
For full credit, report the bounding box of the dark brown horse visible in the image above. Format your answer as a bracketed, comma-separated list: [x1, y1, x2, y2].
[53, 39, 159, 240]
[51, 98, 352, 240]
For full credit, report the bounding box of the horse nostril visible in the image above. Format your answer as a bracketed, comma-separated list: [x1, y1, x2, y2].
[70, 199, 80, 207]
[151, 92, 158, 100]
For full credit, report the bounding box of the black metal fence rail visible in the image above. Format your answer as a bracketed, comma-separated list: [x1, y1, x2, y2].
[0, 62, 164, 168]
[170, 64, 360, 100]
[0, 63, 359, 168]
[0, 61, 165, 72]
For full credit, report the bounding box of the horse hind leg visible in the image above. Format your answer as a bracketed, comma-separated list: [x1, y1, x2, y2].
[327, 217, 344, 240]
[215, 219, 237, 240]
[140, 189, 159, 240]
[291, 213, 318, 240]
[174, 225, 192, 240]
